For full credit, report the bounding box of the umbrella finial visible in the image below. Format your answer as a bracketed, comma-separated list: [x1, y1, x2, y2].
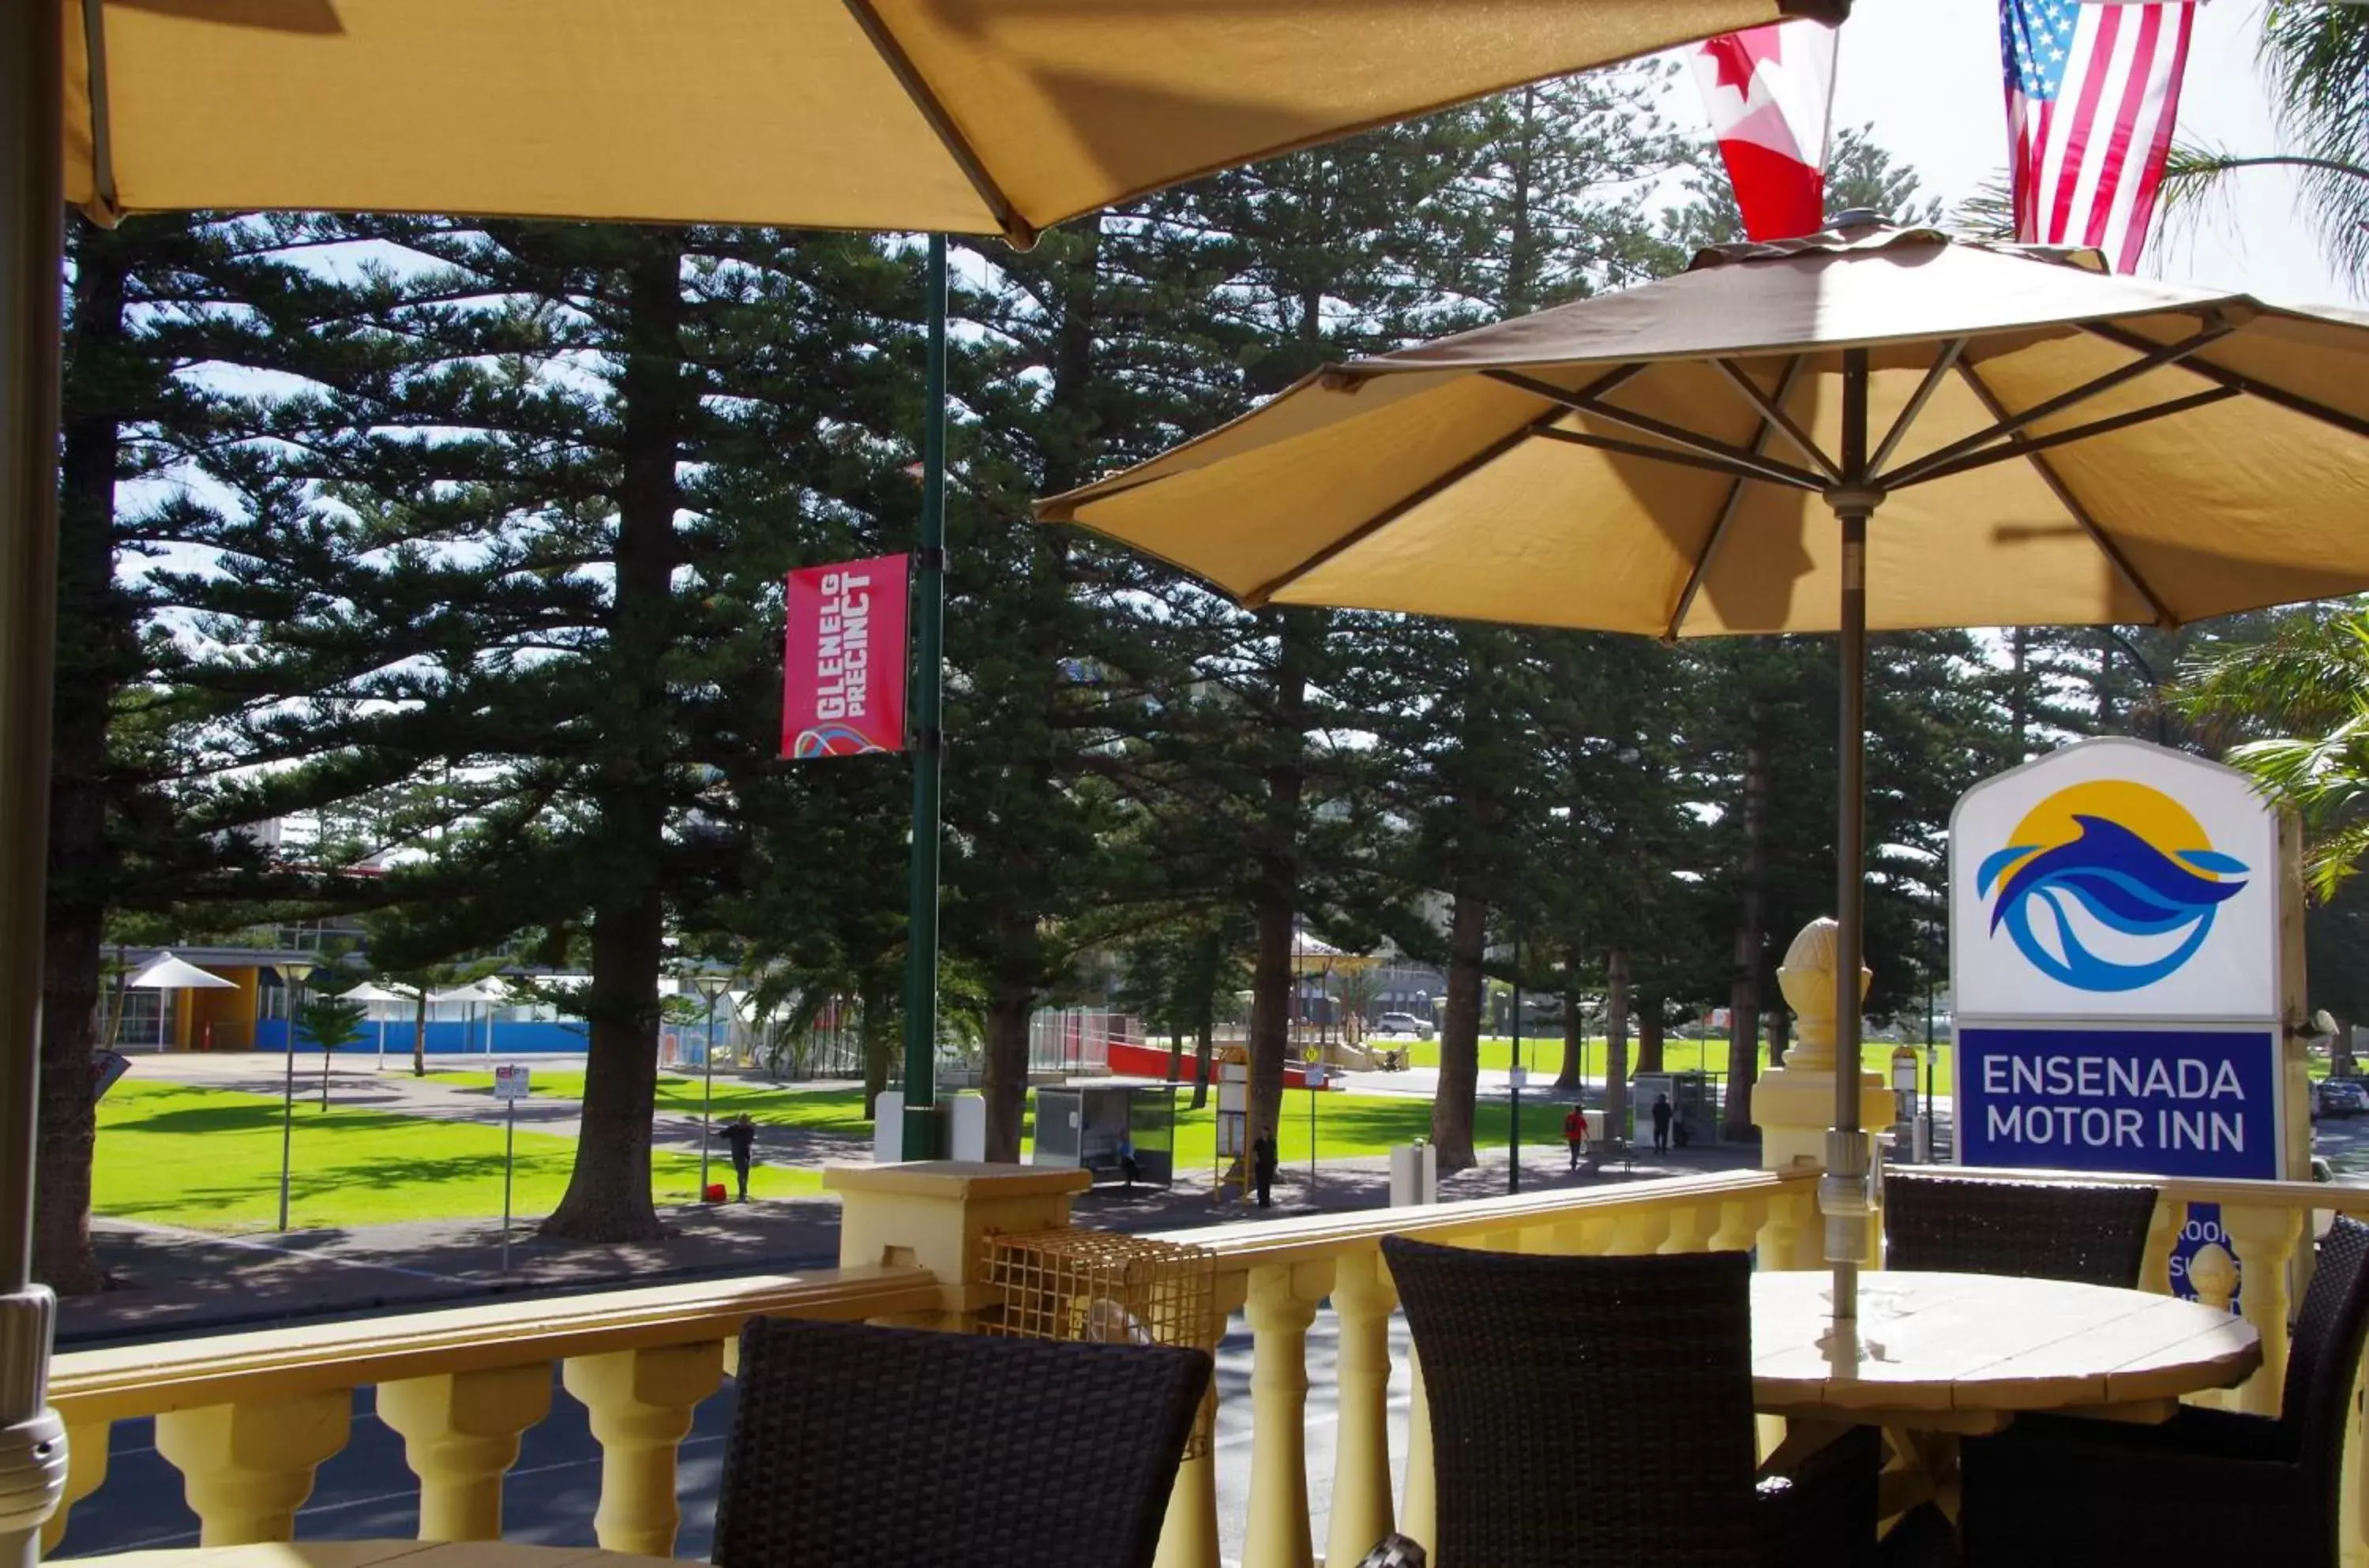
[1774, 917, 1871, 1074]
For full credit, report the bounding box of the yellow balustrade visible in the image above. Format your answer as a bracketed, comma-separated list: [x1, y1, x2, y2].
[51, 1153, 2369, 1568]
[46, 1263, 935, 1554]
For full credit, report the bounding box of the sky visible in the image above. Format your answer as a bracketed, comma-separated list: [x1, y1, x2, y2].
[1798, 0, 2354, 306]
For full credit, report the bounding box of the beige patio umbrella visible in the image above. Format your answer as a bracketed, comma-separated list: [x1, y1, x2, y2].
[6, 2, 1857, 1540]
[58, 0, 1847, 242]
[1044, 220, 2369, 1319]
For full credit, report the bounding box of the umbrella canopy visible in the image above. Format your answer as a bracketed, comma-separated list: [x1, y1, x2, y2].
[333, 981, 408, 1004]
[1046, 221, 2369, 1322]
[61, 0, 1847, 241]
[1043, 226, 2369, 632]
[124, 952, 233, 990]
[430, 979, 511, 1006]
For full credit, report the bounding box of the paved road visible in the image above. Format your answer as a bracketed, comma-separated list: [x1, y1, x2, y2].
[54, 1308, 1411, 1568]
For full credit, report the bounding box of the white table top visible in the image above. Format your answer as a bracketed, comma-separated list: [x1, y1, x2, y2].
[77, 1545, 686, 1568]
[1751, 1269, 2261, 1424]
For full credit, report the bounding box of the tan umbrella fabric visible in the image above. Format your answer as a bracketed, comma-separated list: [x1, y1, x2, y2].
[1043, 226, 2369, 634]
[62, 0, 1845, 240]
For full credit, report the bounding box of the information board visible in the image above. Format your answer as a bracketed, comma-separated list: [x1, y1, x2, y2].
[494, 1063, 532, 1101]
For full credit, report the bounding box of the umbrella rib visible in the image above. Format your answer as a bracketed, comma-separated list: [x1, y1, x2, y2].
[1485, 369, 1826, 491]
[1710, 359, 1840, 482]
[1868, 338, 1968, 475]
[1237, 362, 1649, 606]
[1955, 362, 2179, 629]
[1889, 386, 2239, 490]
[838, 0, 1035, 248]
[1667, 356, 1808, 641]
[2080, 321, 2369, 441]
[1534, 426, 1813, 487]
[1875, 322, 2232, 490]
[77, 0, 118, 221]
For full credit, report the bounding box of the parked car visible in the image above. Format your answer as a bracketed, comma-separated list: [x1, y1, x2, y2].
[2318, 1079, 2368, 1119]
[1372, 1011, 1433, 1041]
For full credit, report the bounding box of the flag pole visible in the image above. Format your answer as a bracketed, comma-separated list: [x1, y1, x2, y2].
[899, 235, 948, 1161]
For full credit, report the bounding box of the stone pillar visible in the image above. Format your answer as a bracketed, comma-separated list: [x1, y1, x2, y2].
[826, 1161, 1093, 1330]
[1752, 919, 1894, 1221]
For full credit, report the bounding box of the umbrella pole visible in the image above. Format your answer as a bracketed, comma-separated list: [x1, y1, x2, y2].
[1824, 348, 1879, 1326]
[0, 4, 70, 1559]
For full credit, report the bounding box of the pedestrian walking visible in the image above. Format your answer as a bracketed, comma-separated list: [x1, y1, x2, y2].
[1117, 1131, 1139, 1189]
[1564, 1105, 1588, 1171]
[1651, 1093, 1673, 1153]
[1252, 1131, 1278, 1209]
[723, 1112, 758, 1202]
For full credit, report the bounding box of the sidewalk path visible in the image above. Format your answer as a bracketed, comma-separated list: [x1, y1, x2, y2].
[65, 1133, 1757, 1345]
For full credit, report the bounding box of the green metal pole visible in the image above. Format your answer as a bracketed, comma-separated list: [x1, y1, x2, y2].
[900, 235, 948, 1161]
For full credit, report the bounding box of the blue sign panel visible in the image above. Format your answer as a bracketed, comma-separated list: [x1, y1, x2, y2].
[1957, 1026, 2279, 1180]
[2168, 1202, 2244, 1315]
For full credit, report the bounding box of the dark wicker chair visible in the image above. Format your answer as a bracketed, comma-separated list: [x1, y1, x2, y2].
[1380, 1235, 1879, 1568]
[713, 1315, 1211, 1568]
[1881, 1172, 2158, 1287]
[1959, 1215, 2369, 1568]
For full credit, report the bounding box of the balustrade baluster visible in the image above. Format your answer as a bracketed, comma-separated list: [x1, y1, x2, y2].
[41, 1418, 108, 1553]
[1712, 1197, 1766, 1256]
[1659, 1203, 1714, 1254]
[2223, 1205, 2303, 1416]
[2140, 1198, 2176, 1295]
[1327, 1249, 1400, 1568]
[1243, 1259, 1335, 1568]
[564, 1341, 724, 1556]
[1402, 1347, 1436, 1559]
[1607, 1210, 1668, 1255]
[1154, 1268, 1247, 1568]
[379, 1364, 554, 1540]
[154, 1390, 352, 1544]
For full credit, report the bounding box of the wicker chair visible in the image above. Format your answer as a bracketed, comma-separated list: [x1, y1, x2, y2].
[1380, 1235, 1879, 1568]
[1958, 1215, 2369, 1568]
[1881, 1172, 2157, 1287]
[712, 1315, 1211, 1568]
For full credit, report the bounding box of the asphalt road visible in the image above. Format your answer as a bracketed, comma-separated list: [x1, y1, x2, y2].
[54, 1311, 1408, 1568]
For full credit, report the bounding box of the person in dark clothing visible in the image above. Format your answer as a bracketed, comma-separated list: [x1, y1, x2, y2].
[723, 1112, 758, 1201]
[1252, 1131, 1278, 1209]
[1117, 1131, 1139, 1189]
[1651, 1093, 1673, 1153]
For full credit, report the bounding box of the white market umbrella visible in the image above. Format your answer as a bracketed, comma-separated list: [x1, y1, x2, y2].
[337, 982, 407, 1069]
[432, 979, 512, 1056]
[125, 952, 234, 991]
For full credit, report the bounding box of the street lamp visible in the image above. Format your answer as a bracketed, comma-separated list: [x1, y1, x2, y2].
[272, 956, 315, 1231]
[693, 972, 732, 1198]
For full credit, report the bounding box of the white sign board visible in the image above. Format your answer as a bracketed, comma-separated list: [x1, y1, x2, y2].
[1949, 737, 2285, 1185]
[493, 1064, 532, 1101]
[1950, 737, 2277, 1022]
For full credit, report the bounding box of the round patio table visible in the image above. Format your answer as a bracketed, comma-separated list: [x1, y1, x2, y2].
[69, 1545, 688, 1568]
[1751, 1268, 2262, 1521]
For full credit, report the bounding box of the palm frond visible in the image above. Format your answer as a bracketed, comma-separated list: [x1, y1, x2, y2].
[2260, 0, 2369, 291]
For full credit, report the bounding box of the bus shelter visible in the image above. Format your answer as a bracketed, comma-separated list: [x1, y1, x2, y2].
[1033, 1078, 1179, 1189]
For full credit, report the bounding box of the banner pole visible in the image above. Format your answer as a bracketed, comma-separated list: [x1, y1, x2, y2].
[900, 234, 948, 1161]
[502, 1095, 514, 1274]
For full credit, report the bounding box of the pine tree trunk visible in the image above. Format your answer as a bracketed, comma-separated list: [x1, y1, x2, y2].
[1604, 948, 1631, 1147]
[1192, 1007, 1213, 1111]
[858, 970, 895, 1120]
[1246, 610, 1312, 1161]
[1725, 707, 1770, 1140]
[37, 223, 135, 1296]
[543, 231, 685, 1244]
[1553, 981, 1583, 1093]
[982, 985, 1031, 1162]
[1431, 890, 1487, 1172]
[1768, 1004, 1792, 1070]
[1636, 1003, 1665, 1074]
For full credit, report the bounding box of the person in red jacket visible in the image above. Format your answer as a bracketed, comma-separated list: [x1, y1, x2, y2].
[1564, 1105, 1588, 1172]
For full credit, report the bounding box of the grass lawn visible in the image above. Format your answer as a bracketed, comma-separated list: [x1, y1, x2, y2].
[1392, 1035, 1955, 1090]
[95, 1080, 820, 1234]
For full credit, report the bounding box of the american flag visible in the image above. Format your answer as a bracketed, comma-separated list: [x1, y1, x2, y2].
[2001, 0, 2195, 273]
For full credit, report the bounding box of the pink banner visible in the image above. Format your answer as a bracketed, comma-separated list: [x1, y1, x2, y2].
[782, 553, 908, 758]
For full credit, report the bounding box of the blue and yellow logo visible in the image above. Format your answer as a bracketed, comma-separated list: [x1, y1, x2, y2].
[1976, 780, 2248, 993]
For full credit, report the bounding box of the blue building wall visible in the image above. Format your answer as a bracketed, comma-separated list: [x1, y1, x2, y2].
[253, 1018, 590, 1055]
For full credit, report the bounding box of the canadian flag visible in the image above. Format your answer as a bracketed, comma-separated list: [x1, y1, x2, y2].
[1689, 21, 1840, 242]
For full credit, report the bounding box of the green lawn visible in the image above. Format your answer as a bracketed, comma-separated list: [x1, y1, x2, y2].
[96, 1080, 820, 1234]
[1391, 1034, 1954, 1090]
